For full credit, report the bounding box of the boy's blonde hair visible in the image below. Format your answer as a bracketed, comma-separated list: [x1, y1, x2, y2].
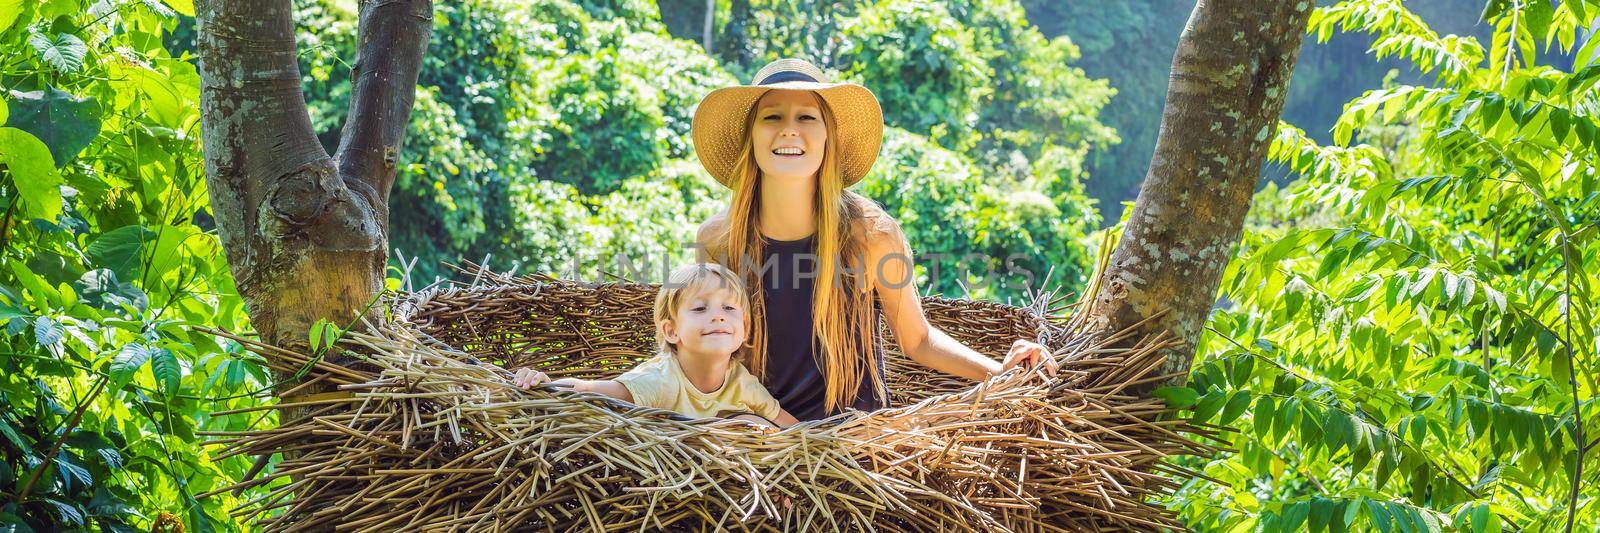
[654, 263, 750, 355]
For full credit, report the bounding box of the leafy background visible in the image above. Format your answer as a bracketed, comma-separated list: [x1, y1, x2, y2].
[0, 0, 1595, 530]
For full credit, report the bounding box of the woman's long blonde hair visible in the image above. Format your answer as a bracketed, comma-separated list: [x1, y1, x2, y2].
[703, 94, 884, 412]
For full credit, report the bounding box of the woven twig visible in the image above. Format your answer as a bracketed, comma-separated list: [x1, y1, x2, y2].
[204, 274, 1213, 532]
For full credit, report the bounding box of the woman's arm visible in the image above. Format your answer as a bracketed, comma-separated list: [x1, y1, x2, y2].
[866, 224, 1058, 381]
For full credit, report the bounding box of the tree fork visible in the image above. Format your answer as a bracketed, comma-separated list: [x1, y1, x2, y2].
[1086, 0, 1315, 391]
[196, 0, 432, 371]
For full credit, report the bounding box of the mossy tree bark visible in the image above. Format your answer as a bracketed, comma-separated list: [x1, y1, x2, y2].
[194, 0, 432, 362]
[1085, 0, 1315, 391]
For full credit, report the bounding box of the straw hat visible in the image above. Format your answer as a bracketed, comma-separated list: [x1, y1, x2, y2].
[691, 58, 884, 187]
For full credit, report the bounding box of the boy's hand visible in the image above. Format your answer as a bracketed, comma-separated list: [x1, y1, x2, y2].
[511, 368, 551, 389]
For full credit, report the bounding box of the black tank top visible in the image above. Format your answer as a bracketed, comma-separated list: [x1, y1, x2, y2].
[757, 233, 888, 421]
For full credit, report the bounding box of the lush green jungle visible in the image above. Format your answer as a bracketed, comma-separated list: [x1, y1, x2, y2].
[0, 0, 1596, 530]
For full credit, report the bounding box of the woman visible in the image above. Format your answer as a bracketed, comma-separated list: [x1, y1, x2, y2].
[689, 58, 1058, 422]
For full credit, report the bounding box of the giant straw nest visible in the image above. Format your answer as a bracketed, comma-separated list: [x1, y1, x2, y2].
[202, 267, 1220, 531]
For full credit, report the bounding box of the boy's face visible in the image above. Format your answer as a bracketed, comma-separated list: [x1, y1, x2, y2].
[661, 284, 748, 358]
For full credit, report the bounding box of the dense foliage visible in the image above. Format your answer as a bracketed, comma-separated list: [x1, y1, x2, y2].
[1024, 0, 1499, 221]
[0, 1, 274, 531]
[1163, 0, 1600, 530]
[0, 0, 1595, 531]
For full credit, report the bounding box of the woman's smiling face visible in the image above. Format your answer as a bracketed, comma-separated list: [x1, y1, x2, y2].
[750, 90, 827, 181]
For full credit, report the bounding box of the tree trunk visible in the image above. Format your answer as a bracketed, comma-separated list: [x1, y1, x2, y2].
[195, 0, 431, 363]
[1085, 0, 1314, 391]
[703, 0, 716, 54]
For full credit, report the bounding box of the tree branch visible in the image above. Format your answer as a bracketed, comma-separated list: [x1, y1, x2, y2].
[196, 0, 329, 198]
[195, 0, 407, 351]
[335, 0, 435, 212]
[15, 377, 108, 503]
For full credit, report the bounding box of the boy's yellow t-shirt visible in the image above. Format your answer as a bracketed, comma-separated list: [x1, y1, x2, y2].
[614, 352, 782, 421]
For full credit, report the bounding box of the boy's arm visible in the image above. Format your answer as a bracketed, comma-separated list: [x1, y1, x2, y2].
[773, 409, 799, 428]
[553, 378, 635, 403]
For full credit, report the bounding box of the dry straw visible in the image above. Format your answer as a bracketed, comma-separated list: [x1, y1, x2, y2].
[203, 267, 1219, 531]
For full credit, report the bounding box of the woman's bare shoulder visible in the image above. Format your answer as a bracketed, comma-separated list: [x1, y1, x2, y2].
[849, 195, 905, 251]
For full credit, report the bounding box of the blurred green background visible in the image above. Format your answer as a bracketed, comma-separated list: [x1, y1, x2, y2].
[2, 0, 1596, 530]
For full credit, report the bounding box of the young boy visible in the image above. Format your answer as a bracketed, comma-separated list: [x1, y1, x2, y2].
[512, 263, 799, 428]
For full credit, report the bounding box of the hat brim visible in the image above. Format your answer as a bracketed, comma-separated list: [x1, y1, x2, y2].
[691, 81, 883, 188]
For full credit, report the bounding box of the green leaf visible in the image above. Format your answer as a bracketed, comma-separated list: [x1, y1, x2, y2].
[29, 32, 88, 73]
[6, 87, 102, 167]
[1480, 0, 1511, 21]
[1367, 500, 1395, 533]
[145, 225, 208, 277]
[1523, 0, 1553, 41]
[1152, 386, 1200, 409]
[310, 318, 340, 353]
[86, 226, 156, 282]
[1219, 391, 1251, 425]
[1551, 109, 1570, 142]
[1482, 96, 1504, 128]
[111, 344, 152, 388]
[1337, 500, 1359, 533]
[1409, 462, 1433, 501]
[0, 416, 31, 453]
[42, 497, 84, 526]
[56, 455, 92, 491]
[87, 486, 137, 520]
[0, 127, 62, 220]
[0, 0, 21, 32]
[1282, 501, 1311, 530]
[66, 431, 122, 470]
[1468, 400, 1490, 437]
[1552, 349, 1573, 392]
[1274, 397, 1298, 443]
[1469, 504, 1489, 533]
[1193, 389, 1228, 422]
[0, 96, 7, 125]
[33, 316, 63, 348]
[0, 301, 28, 321]
[1310, 497, 1335, 533]
[75, 269, 148, 311]
[1316, 247, 1351, 280]
[185, 491, 218, 533]
[0, 513, 33, 532]
[162, 0, 195, 16]
[107, 62, 190, 128]
[1231, 354, 1255, 386]
[1253, 395, 1276, 437]
[1300, 404, 1325, 445]
[150, 347, 180, 395]
[1576, 26, 1600, 69]
[1323, 409, 1351, 453]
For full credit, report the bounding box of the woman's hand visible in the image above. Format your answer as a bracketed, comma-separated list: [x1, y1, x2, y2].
[511, 367, 551, 388]
[1000, 339, 1058, 377]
